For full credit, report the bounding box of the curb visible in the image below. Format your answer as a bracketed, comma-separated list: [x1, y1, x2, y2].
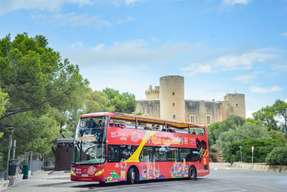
[0, 180, 9, 192]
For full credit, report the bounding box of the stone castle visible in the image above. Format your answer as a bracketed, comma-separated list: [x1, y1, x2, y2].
[135, 75, 246, 125]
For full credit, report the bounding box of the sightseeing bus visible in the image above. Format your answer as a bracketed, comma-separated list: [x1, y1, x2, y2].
[71, 112, 209, 184]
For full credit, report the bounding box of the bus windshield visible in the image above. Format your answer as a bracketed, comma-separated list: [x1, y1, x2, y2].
[76, 116, 106, 142]
[74, 142, 105, 164]
[74, 116, 107, 164]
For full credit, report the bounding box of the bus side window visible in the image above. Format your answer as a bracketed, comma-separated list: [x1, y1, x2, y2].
[108, 145, 120, 162]
[120, 145, 137, 162]
[124, 120, 136, 129]
[140, 147, 153, 162]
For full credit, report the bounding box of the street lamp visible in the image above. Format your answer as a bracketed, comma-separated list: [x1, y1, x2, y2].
[251, 146, 254, 164]
[239, 146, 243, 162]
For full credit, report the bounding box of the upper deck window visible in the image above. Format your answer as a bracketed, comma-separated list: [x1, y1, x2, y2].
[189, 127, 205, 135]
[76, 116, 106, 142]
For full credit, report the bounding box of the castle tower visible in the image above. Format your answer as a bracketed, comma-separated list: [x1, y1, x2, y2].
[145, 85, 160, 100]
[222, 93, 246, 119]
[160, 75, 185, 122]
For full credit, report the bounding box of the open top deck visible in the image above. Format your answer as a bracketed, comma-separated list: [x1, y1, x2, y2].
[80, 112, 206, 129]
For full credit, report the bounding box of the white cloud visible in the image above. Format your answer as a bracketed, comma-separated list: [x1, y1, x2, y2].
[223, 0, 251, 6]
[181, 64, 212, 75]
[34, 12, 112, 29]
[0, 0, 93, 14]
[62, 40, 196, 67]
[250, 85, 282, 94]
[215, 49, 275, 69]
[233, 74, 253, 83]
[0, 0, 139, 14]
[182, 49, 276, 75]
[280, 32, 287, 37]
[112, 0, 140, 6]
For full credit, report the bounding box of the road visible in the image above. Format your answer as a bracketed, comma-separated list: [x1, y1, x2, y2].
[8, 168, 287, 192]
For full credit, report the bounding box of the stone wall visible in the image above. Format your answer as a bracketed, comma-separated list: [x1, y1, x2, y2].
[185, 100, 223, 125]
[211, 162, 287, 173]
[135, 100, 160, 117]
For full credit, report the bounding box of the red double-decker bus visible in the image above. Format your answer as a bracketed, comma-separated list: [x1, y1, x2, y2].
[71, 112, 209, 184]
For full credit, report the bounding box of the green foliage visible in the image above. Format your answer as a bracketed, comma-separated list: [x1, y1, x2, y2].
[0, 89, 8, 117]
[218, 123, 286, 163]
[102, 88, 136, 113]
[209, 99, 287, 164]
[253, 100, 287, 133]
[253, 105, 278, 131]
[0, 33, 89, 123]
[273, 100, 287, 133]
[266, 146, 287, 165]
[0, 89, 8, 139]
[12, 111, 60, 155]
[208, 115, 244, 146]
[0, 33, 88, 162]
[84, 89, 114, 113]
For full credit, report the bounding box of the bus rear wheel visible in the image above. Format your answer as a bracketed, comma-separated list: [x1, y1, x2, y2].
[127, 167, 139, 184]
[188, 166, 197, 180]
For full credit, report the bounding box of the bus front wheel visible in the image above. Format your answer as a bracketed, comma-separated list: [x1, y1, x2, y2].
[188, 166, 197, 180]
[127, 167, 139, 184]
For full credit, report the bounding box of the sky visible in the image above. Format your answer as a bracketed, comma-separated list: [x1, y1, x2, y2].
[0, 0, 287, 117]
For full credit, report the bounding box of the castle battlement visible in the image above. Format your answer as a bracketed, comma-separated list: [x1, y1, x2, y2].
[145, 85, 160, 100]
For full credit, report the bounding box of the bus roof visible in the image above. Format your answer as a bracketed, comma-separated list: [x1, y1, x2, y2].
[80, 112, 206, 129]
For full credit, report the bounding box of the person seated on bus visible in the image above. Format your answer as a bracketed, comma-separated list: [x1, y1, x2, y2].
[153, 124, 160, 131]
[97, 120, 104, 129]
[144, 126, 152, 130]
[109, 119, 114, 127]
[167, 128, 175, 133]
[86, 119, 96, 130]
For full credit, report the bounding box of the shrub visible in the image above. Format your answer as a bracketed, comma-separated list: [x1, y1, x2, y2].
[266, 146, 287, 165]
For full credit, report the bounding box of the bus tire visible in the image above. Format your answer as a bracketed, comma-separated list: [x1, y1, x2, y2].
[127, 166, 139, 184]
[188, 166, 197, 180]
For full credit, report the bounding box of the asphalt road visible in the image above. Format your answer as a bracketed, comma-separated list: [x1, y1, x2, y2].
[8, 168, 287, 192]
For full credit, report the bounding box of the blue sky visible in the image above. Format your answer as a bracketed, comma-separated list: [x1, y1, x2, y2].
[1, 0, 287, 116]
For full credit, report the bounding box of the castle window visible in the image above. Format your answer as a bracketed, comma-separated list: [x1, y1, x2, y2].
[207, 116, 211, 124]
[172, 102, 175, 107]
[236, 104, 239, 107]
[173, 114, 176, 119]
[172, 92, 175, 96]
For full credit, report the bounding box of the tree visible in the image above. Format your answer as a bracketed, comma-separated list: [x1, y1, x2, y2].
[102, 88, 136, 113]
[0, 33, 89, 126]
[218, 123, 286, 163]
[0, 33, 89, 160]
[0, 89, 8, 139]
[0, 89, 8, 117]
[273, 100, 287, 133]
[253, 100, 287, 133]
[208, 115, 245, 146]
[84, 89, 114, 113]
[266, 146, 287, 165]
[253, 106, 278, 131]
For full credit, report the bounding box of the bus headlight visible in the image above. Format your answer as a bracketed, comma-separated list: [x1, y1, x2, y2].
[71, 167, 76, 176]
[95, 169, 104, 176]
